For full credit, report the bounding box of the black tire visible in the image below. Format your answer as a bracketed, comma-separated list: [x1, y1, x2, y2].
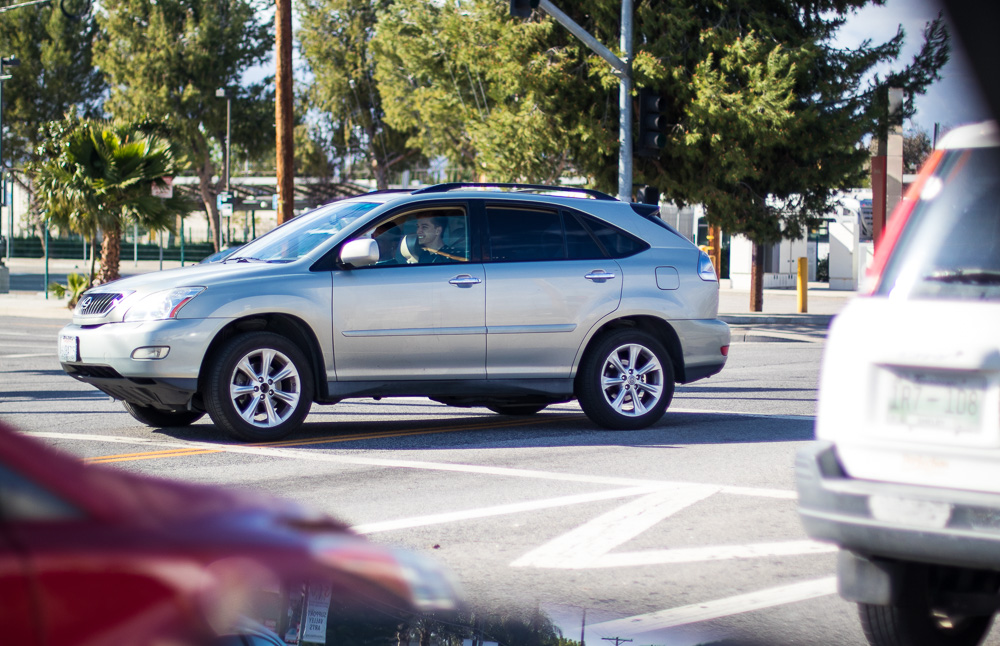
[122, 401, 204, 427]
[859, 603, 993, 646]
[487, 403, 548, 416]
[575, 328, 674, 430]
[204, 331, 314, 442]
[858, 564, 996, 646]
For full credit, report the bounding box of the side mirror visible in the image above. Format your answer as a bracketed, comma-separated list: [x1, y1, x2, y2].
[339, 239, 380, 268]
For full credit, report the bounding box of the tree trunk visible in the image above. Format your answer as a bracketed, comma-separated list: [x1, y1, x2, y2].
[87, 236, 98, 288]
[96, 223, 122, 285]
[196, 162, 222, 252]
[373, 157, 389, 191]
[750, 241, 764, 312]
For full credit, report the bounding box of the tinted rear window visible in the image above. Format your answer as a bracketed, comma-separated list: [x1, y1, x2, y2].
[876, 146, 1000, 301]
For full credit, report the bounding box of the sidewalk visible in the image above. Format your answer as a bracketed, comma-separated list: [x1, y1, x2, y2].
[1, 257, 187, 320]
[0, 258, 858, 323]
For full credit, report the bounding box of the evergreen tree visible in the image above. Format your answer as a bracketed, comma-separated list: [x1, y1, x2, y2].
[0, 2, 104, 168]
[371, 0, 949, 309]
[298, 0, 423, 189]
[93, 0, 273, 251]
[371, 0, 593, 184]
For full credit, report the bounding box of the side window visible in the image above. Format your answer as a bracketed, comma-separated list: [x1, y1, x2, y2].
[486, 207, 565, 262]
[564, 212, 607, 260]
[581, 215, 650, 258]
[357, 207, 469, 266]
[0, 464, 81, 522]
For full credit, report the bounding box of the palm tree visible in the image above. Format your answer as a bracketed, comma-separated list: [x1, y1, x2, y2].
[30, 119, 190, 286]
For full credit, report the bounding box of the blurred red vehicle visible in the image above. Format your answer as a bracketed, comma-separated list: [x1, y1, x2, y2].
[0, 421, 458, 646]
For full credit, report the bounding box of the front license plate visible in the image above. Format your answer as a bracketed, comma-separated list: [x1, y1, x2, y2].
[883, 369, 987, 434]
[58, 335, 79, 362]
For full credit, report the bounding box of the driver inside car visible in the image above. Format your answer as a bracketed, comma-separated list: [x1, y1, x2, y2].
[408, 213, 466, 263]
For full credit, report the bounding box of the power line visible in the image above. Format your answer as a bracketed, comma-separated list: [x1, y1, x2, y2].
[601, 637, 633, 646]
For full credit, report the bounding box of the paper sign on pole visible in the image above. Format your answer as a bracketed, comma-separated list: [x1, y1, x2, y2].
[300, 582, 333, 644]
[151, 176, 173, 198]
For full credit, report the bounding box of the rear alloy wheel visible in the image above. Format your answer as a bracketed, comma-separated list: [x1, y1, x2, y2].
[205, 332, 314, 442]
[576, 329, 674, 430]
[122, 401, 204, 427]
[487, 403, 548, 416]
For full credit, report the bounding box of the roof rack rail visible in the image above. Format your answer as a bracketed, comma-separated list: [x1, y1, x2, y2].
[411, 182, 618, 201]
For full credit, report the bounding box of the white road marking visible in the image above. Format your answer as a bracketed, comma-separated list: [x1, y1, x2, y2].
[26, 431, 798, 498]
[593, 540, 836, 568]
[4, 353, 56, 359]
[352, 485, 662, 534]
[27, 430, 832, 627]
[586, 576, 837, 633]
[512, 485, 718, 568]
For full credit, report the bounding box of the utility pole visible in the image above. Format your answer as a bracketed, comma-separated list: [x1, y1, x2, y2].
[274, 0, 294, 225]
[601, 637, 633, 646]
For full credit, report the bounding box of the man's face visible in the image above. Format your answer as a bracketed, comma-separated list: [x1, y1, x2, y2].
[415, 218, 443, 249]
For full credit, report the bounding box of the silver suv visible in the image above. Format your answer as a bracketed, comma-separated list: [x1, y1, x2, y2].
[58, 184, 730, 441]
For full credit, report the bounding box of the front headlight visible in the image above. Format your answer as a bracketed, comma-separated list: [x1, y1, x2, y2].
[123, 287, 205, 322]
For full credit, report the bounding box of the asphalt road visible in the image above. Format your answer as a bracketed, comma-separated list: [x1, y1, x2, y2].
[2, 317, 993, 646]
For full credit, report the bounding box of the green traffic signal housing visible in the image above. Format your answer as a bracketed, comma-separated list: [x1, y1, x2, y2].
[637, 88, 666, 158]
[509, 0, 539, 18]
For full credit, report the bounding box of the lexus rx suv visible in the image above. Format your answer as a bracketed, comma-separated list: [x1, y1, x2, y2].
[58, 183, 729, 441]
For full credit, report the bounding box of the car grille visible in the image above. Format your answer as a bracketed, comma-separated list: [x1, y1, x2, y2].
[76, 292, 124, 316]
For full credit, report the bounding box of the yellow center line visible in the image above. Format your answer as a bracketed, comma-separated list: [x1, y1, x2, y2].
[85, 413, 584, 464]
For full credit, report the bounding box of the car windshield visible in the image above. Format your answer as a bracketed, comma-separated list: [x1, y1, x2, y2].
[877, 146, 1000, 301]
[226, 200, 380, 263]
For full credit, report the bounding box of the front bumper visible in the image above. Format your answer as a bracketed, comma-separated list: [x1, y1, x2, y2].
[796, 441, 1000, 573]
[58, 317, 225, 407]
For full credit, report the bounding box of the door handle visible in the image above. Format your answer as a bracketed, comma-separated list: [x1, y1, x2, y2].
[449, 274, 482, 287]
[585, 270, 616, 282]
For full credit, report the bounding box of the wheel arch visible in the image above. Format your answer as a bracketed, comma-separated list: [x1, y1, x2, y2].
[197, 314, 327, 402]
[576, 316, 686, 383]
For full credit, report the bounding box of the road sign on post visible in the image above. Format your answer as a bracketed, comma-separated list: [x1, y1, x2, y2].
[217, 191, 234, 216]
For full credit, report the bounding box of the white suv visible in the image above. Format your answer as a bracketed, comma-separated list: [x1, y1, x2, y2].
[797, 121, 1000, 646]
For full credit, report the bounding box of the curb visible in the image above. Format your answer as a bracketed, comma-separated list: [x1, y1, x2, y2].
[719, 313, 836, 326]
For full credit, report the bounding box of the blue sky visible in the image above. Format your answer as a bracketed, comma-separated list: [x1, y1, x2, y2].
[838, 0, 992, 135]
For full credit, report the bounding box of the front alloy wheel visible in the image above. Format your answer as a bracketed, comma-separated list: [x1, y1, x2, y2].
[205, 332, 314, 441]
[576, 329, 674, 430]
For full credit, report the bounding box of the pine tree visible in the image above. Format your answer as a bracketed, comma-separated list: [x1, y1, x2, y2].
[298, 0, 423, 189]
[93, 0, 273, 251]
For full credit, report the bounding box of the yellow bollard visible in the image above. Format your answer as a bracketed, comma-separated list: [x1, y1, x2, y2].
[797, 257, 808, 313]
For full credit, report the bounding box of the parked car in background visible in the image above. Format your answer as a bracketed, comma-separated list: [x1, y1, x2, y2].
[0, 420, 459, 646]
[57, 183, 729, 441]
[797, 121, 1000, 646]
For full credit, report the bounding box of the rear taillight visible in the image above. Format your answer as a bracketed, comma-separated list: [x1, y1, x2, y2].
[864, 149, 945, 293]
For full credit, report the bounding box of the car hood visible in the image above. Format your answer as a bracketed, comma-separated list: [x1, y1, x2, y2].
[69, 261, 302, 324]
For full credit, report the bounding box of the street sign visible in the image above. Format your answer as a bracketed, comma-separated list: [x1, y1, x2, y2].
[217, 191, 234, 216]
[151, 176, 173, 198]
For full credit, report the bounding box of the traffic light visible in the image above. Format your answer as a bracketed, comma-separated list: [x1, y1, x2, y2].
[636, 88, 665, 158]
[509, 0, 538, 18]
[636, 186, 660, 205]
